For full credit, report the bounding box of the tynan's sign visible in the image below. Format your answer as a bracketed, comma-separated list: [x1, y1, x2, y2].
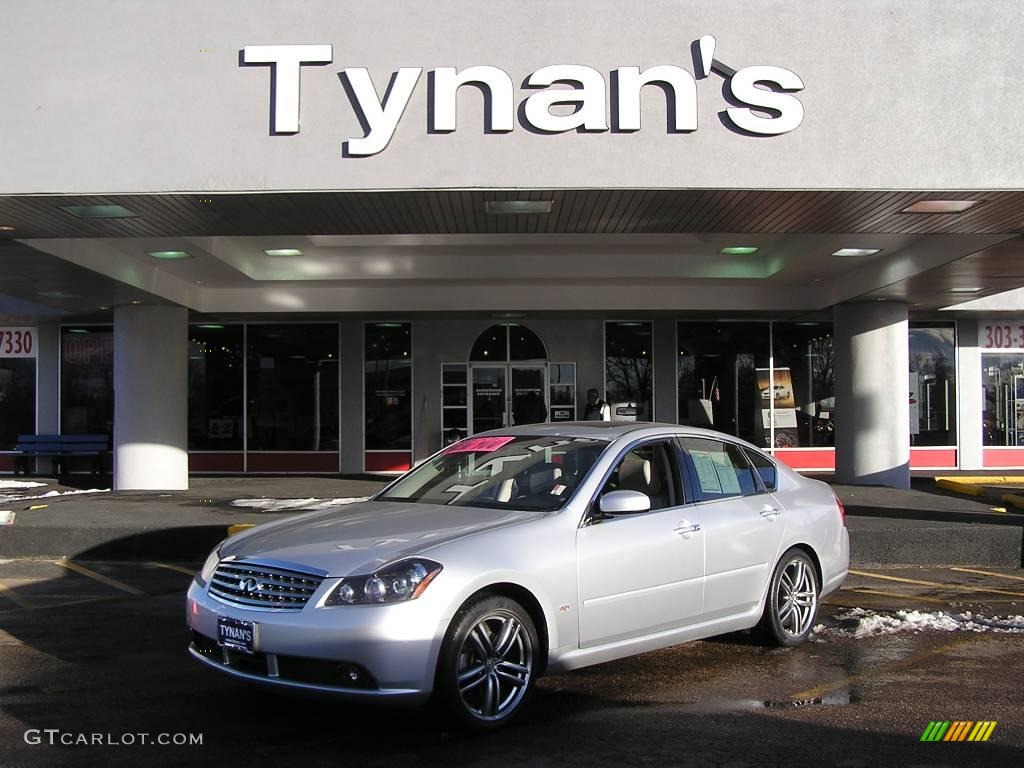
[241, 36, 805, 156]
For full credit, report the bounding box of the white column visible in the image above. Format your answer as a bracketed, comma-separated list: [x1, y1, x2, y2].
[113, 305, 188, 490]
[955, 319, 983, 469]
[36, 323, 61, 435]
[833, 301, 910, 489]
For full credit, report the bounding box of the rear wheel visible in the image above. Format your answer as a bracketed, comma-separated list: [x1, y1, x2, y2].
[757, 548, 819, 646]
[434, 595, 539, 730]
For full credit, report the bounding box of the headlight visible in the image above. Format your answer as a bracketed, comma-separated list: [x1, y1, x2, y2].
[196, 546, 223, 586]
[325, 558, 442, 606]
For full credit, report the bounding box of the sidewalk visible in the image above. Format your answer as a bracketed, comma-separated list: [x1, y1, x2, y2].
[1, 476, 1021, 567]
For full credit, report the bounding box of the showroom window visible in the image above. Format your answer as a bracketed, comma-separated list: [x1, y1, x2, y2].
[0, 338, 35, 450]
[605, 322, 653, 421]
[982, 354, 1024, 446]
[677, 322, 770, 448]
[246, 325, 339, 451]
[365, 323, 413, 452]
[909, 324, 957, 446]
[188, 325, 244, 451]
[60, 326, 113, 435]
[771, 323, 835, 448]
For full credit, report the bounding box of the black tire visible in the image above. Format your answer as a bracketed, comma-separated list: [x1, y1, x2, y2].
[756, 547, 820, 647]
[434, 595, 539, 730]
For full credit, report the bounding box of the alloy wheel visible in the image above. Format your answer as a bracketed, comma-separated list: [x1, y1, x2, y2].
[776, 556, 818, 637]
[455, 610, 534, 721]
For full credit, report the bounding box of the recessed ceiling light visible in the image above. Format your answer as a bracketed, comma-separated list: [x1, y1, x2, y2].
[946, 287, 983, 294]
[67, 328, 90, 334]
[264, 248, 303, 257]
[98, 306, 110, 310]
[901, 200, 979, 214]
[147, 250, 192, 260]
[720, 246, 759, 255]
[196, 324, 224, 330]
[0, 225, 14, 232]
[485, 200, 554, 215]
[130, 300, 143, 304]
[38, 290, 79, 298]
[832, 248, 881, 257]
[59, 204, 138, 218]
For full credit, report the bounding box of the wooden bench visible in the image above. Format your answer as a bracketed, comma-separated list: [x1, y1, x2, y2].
[14, 434, 110, 476]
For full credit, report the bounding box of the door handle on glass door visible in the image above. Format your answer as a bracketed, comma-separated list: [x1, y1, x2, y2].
[760, 506, 780, 519]
[674, 521, 701, 539]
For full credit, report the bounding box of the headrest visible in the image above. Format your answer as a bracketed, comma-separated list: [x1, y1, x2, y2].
[617, 456, 652, 493]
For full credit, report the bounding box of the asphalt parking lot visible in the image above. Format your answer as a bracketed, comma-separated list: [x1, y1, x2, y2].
[1, 560, 1022, 768]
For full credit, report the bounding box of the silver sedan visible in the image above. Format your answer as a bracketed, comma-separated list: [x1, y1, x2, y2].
[186, 422, 849, 729]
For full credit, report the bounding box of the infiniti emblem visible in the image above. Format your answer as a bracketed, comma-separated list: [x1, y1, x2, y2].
[238, 577, 262, 593]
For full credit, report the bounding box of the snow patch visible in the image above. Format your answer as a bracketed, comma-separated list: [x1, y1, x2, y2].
[0, 488, 109, 505]
[0, 480, 46, 490]
[231, 497, 370, 512]
[815, 607, 1024, 638]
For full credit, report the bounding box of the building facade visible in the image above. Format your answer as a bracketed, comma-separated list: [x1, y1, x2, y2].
[2, 0, 1023, 489]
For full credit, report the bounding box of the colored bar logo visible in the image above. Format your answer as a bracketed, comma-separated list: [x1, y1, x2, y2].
[920, 721, 997, 742]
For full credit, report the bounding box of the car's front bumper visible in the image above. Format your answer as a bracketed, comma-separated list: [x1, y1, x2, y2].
[185, 579, 443, 704]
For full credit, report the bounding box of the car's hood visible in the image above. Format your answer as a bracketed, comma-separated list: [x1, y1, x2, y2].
[219, 500, 544, 576]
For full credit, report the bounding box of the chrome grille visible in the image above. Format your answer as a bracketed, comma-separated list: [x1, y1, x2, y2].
[208, 561, 324, 609]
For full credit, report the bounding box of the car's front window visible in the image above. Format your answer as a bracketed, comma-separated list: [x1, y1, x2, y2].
[378, 435, 610, 511]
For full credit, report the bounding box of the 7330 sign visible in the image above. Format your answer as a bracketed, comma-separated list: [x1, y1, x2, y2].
[0, 327, 37, 358]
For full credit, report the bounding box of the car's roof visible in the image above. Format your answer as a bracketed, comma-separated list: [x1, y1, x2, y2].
[482, 421, 763, 446]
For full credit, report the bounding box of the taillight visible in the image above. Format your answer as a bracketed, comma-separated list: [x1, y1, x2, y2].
[832, 491, 847, 527]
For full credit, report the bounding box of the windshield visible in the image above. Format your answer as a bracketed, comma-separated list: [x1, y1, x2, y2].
[378, 435, 610, 512]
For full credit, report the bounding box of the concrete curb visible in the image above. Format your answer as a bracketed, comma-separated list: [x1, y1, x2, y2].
[2, 517, 1021, 568]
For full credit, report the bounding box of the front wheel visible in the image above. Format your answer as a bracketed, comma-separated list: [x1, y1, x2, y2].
[756, 548, 819, 646]
[434, 595, 539, 730]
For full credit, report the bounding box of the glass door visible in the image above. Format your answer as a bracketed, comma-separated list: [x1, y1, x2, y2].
[471, 366, 506, 434]
[510, 366, 548, 426]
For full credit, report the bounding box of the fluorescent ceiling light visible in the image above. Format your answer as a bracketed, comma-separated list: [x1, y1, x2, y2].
[264, 248, 303, 257]
[946, 287, 983, 294]
[832, 248, 881, 257]
[485, 200, 554, 215]
[147, 250, 192, 260]
[901, 200, 979, 214]
[0, 225, 14, 232]
[66, 328, 90, 334]
[38, 290, 78, 298]
[60, 204, 137, 218]
[196, 324, 224, 329]
[720, 246, 759, 255]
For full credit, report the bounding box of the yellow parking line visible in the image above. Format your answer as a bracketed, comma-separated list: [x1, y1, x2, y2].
[0, 595, 124, 614]
[0, 582, 32, 609]
[949, 566, 1024, 583]
[848, 569, 1024, 598]
[789, 638, 967, 701]
[55, 559, 147, 597]
[147, 561, 197, 576]
[844, 587, 946, 605]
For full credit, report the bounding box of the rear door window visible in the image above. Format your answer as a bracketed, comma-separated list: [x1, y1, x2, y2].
[743, 447, 778, 492]
[678, 437, 760, 502]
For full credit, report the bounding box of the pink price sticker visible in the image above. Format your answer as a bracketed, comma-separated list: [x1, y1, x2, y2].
[444, 436, 516, 454]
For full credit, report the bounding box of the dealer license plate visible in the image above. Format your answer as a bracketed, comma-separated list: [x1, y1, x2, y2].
[217, 616, 257, 654]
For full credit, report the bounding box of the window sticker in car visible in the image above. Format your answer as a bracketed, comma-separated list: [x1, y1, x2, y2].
[690, 451, 723, 493]
[443, 436, 516, 454]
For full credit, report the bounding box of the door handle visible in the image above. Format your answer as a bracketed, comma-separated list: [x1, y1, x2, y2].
[760, 507, 781, 520]
[674, 522, 701, 539]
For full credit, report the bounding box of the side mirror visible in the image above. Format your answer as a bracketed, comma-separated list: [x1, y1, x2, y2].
[599, 490, 651, 515]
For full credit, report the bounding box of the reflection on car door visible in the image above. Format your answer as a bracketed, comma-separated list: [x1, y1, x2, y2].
[576, 441, 705, 648]
[677, 437, 786, 621]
